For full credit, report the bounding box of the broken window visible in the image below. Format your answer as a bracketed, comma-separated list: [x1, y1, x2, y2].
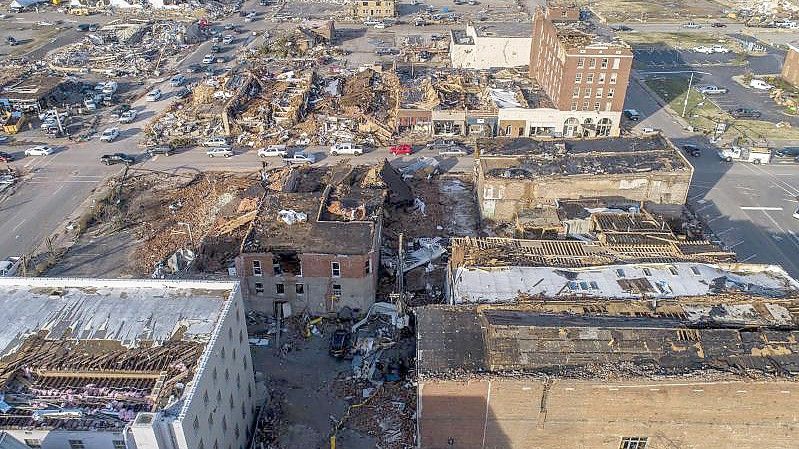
[607, 87, 615, 98]
[610, 73, 618, 84]
[601, 58, 609, 69]
[276, 283, 285, 295]
[296, 283, 305, 295]
[589, 58, 596, 68]
[365, 260, 372, 275]
[620, 437, 648, 449]
[332, 284, 342, 297]
[254, 282, 264, 294]
[616, 268, 626, 278]
[594, 102, 601, 111]
[331, 261, 341, 277]
[273, 252, 301, 276]
[577, 57, 585, 68]
[572, 86, 580, 98]
[690, 266, 701, 275]
[642, 268, 652, 276]
[597, 118, 612, 136]
[252, 260, 262, 277]
[598, 72, 606, 83]
[596, 87, 603, 98]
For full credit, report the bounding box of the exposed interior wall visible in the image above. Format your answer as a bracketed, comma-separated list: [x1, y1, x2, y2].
[419, 378, 799, 449]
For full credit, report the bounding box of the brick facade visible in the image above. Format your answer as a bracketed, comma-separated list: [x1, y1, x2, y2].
[782, 43, 799, 88]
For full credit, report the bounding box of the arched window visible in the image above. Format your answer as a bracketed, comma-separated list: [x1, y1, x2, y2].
[582, 118, 594, 137]
[563, 117, 579, 137]
[597, 118, 612, 136]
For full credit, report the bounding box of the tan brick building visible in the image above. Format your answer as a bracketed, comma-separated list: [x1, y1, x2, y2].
[782, 42, 799, 88]
[475, 135, 694, 222]
[530, 4, 633, 113]
[351, 0, 396, 19]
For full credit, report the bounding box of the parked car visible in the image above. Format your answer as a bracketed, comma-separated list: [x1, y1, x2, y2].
[729, 108, 762, 119]
[99, 127, 120, 142]
[427, 139, 457, 149]
[283, 151, 315, 164]
[692, 46, 714, 54]
[6, 36, 18, 46]
[329, 142, 364, 156]
[363, 19, 381, 26]
[623, 109, 641, 120]
[222, 34, 234, 45]
[711, 22, 726, 27]
[775, 147, 799, 158]
[374, 22, 387, 29]
[258, 145, 288, 157]
[711, 45, 730, 53]
[145, 89, 162, 101]
[175, 86, 192, 99]
[202, 54, 214, 64]
[100, 153, 135, 165]
[146, 146, 173, 157]
[118, 109, 138, 123]
[207, 147, 234, 158]
[749, 79, 774, 90]
[329, 328, 351, 358]
[389, 144, 413, 155]
[682, 144, 701, 157]
[611, 24, 633, 31]
[696, 85, 727, 94]
[682, 22, 701, 28]
[24, 145, 53, 156]
[170, 74, 186, 86]
[438, 145, 469, 156]
[0, 151, 14, 162]
[202, 136, 228, 147]
[794, 208, 799, 220]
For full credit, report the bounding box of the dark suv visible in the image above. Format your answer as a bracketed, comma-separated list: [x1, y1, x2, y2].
[682, 144, 701, 158]
[100, 153, 135, 165]
[329, 329, 351, 358]
[147, 146, 173, 157]
[729, 108, 762, 119]
[0, 152, 14, 163]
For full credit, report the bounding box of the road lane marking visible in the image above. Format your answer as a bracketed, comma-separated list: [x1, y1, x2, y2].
[11, 219, 26, 232]
[740, 254, 758, 262]
[740, 206, 783, 211]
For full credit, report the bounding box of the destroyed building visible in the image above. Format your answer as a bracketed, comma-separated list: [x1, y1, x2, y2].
[475, 135, 693, 222]
[0, 278, 255, 449]
[237, 163, 411, 316]
[416, 296, 799, 449]
[530, 4, 633, 135]
[0, 76, 64, 112]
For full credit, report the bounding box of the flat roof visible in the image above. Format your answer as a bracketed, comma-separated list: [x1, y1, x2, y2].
[477, 135, 690, 177]
[0, 278, 236, 432]
[450, 262, 799, 304]
[243, 165, 385, 255]
[472, 22, 534, 38]
[417, 302, 799, 376]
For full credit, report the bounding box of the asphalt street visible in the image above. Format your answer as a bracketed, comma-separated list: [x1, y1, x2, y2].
[625, 78, 799, 277]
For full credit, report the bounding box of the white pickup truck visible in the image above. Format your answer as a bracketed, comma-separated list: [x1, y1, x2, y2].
[329, 142, 364, 156]
[717, 146, 771, 164]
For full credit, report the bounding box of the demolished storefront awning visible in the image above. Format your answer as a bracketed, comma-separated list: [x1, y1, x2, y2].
[9, 0, 48, 8]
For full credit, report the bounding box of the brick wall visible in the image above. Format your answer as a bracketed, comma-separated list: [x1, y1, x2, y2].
[782, 46, 799, 88]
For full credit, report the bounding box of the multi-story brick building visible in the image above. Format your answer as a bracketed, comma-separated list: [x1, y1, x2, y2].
[782, 41, 799, 88]
[236, 163, 411, 316]
[350, 0, 396, 19]
[530, 4, 633, 131]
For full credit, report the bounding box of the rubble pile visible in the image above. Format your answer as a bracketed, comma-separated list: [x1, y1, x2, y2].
[343, 381, 416, 449]
[47, 20, 198, 76]
[100, 171, 263, 276]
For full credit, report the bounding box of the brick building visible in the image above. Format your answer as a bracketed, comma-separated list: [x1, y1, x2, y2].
[236, 163, 411, 316]
[475, 135, 694, 222]
[350, 0, 396, 19]
[530, 4, 633, 114]
[782, 41, 799, 88]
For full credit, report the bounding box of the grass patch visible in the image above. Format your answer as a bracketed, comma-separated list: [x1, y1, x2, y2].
[583, 0, 725, 22]
[645, 75, 799, 140]
[620, 32, 728, 49]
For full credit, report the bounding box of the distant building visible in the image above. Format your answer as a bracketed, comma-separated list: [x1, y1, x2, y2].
[782, 41, 799, 88]
[449, 24, 533, 70]
[529, 4, 633, 114]
[475, 135, 694, 222]
[0, 278, 255, 449]
[236, 163, 411, 316]
[351, 0, 396, 19]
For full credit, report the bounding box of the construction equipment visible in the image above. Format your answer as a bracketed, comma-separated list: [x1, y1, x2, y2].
[1, 112, 26, 135]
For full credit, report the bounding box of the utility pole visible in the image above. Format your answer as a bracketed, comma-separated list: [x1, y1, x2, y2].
[681, 71, 694, 118]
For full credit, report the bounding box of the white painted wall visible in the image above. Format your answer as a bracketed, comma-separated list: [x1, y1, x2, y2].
[497, 108, 622, 137]
[2, 430, 126, 449]
[450, 26, 532, 69]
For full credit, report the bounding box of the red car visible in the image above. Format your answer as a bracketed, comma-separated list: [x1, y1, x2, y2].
[389, 144, 413, 155]
[0, 152, 14, 163]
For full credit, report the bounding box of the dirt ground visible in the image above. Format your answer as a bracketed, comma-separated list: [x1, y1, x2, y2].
[250, 319, 415, 449]
[582, 0, 727, 22]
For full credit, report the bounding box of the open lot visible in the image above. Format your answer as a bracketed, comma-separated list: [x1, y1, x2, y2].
[580, 0, 726, 23]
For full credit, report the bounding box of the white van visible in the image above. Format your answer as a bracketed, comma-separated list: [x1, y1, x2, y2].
[749, 79, 773, 90]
